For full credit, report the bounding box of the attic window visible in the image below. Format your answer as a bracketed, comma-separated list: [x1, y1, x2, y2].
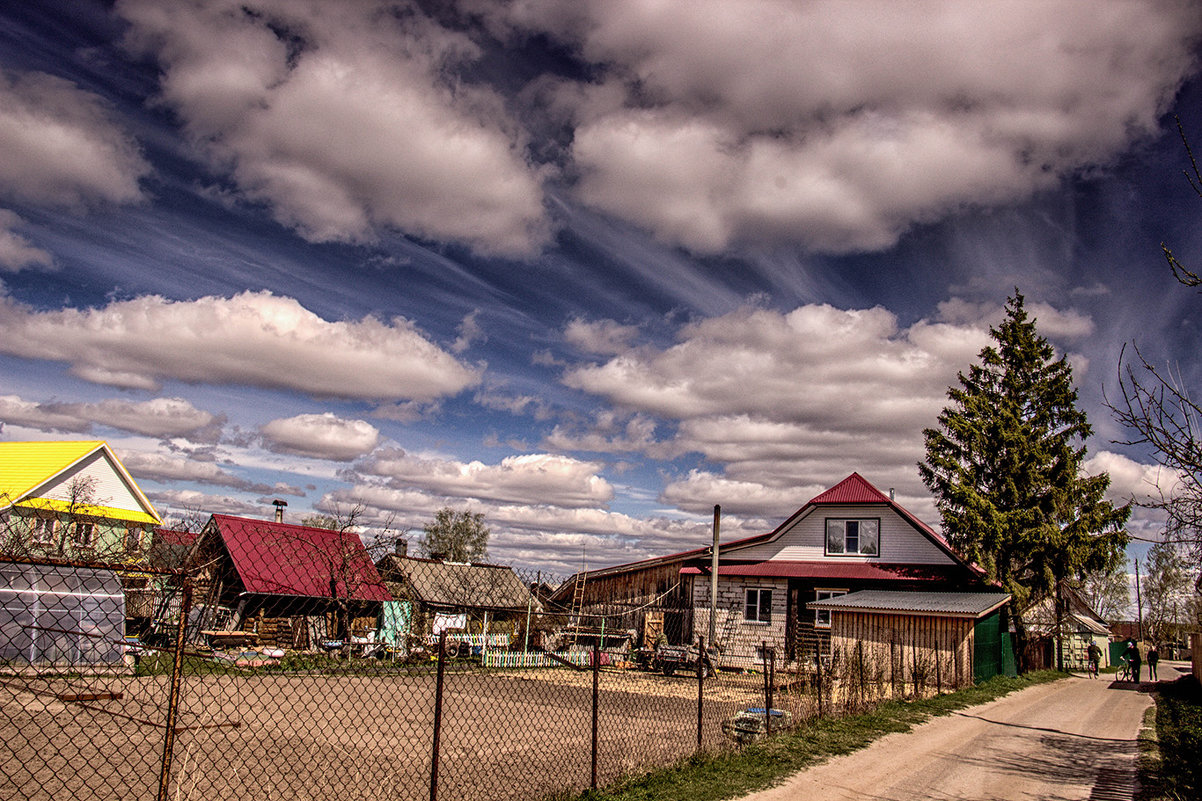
[825, 519, 879, 556]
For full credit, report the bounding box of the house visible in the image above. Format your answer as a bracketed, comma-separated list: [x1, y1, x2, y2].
[557, 474, 1002, 677]
[1023, 585, 1113, 670]
[187, 513, 391, 648]
[375, 549, 538, 651]
[0, 441, 163, 663]
[0, 440, 162, 562]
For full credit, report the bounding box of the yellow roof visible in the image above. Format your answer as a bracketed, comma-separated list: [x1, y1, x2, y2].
[0, 440, 161, 525]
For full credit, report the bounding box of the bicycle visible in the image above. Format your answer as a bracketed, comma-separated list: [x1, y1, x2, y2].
[1087, 657, 1099, 679]
[1118, 658, 1131, 681]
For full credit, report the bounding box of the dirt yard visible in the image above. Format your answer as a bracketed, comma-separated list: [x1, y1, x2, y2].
[1, 665, 809, 801]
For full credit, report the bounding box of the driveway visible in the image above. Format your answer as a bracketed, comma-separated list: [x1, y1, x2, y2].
[737, 666, 1186, 801]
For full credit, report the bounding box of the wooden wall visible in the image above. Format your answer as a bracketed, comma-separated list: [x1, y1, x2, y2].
[829, 611, 975, 701]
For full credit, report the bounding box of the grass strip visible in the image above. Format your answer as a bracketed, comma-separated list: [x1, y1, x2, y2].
[562, 670, 1067, 801]
[1144, 676, 1202, 801]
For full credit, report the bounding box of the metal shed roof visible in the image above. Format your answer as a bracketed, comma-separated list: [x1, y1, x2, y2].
[808, 590, 1010, 619]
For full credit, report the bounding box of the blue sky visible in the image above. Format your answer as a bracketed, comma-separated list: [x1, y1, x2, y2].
[1, 0, 1200, 576]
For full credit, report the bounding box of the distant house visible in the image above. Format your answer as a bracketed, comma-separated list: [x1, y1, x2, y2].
[0, 441, 163, 661]
[375, 551, 538, 648]
[1023, 585, 1112, 670]
[188, 514, 391, 647]
[556, 474, 1007, 681]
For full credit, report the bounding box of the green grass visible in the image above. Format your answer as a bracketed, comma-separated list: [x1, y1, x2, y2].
[560, 671, 1068, 801]
[1144, 676, 1202, 801]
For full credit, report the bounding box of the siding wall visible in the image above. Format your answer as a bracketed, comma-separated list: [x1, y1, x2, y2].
[40, 450, 150, 517]
[730, 504, 954, 565]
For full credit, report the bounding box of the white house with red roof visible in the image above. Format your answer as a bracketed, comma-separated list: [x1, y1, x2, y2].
[555, 473, 1000, 672]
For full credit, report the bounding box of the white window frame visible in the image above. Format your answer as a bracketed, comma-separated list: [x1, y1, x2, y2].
[814, 588, 847, 629]
[744, 587, 773, 624]
[30, 517, 56, 546]
[824, 518, 880, 556]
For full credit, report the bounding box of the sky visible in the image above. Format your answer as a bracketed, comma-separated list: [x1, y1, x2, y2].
[1, 0, 1200, 579]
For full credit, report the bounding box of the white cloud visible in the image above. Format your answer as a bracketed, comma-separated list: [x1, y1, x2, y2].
[564, 317, 640, 355]
[502, 0, 1201, 254]
[543, 411, 661, 454]
[0, 70, 149, 207]
[0, 290, 480, 401]
[0, 394, 223, 440]
[150, 488, 266, 519]
[355, 447, 614, 508]
[121, 450, 273, 492]
[260, 412, 381, 461]
[0, 210, 52, 272]
[120, 0, 548, 256]
[660, 470, 819, 518]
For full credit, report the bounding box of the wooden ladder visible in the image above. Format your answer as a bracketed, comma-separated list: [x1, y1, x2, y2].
[569, 570, 587, 645]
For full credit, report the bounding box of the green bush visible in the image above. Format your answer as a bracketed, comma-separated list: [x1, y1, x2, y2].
[1154, 677, 1202, 800]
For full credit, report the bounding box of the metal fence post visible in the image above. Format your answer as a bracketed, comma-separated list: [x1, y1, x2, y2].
[591, 639, 600, 790]
[430, 630, 447, 801]
[156, 583, 193, 801]
[761, 641, 769, 735]
[815, 643, 824, 719]
[696, 635, 705, 751]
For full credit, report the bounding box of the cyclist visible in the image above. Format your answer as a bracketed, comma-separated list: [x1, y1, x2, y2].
[1086, 641, 1102, 679]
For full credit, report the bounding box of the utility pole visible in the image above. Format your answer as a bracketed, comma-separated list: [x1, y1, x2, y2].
[1134, 558, 1144, 641]
[709, 505, 720, 645]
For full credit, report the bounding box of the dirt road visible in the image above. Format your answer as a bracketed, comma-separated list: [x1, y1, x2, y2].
[740, 673, 1164, 801]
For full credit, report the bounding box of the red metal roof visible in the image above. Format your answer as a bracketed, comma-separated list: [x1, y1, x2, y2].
[808, 472, 891, 505]
[209, 515, 390, 602]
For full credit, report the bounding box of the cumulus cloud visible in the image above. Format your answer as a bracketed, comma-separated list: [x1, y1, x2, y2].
[560, 301, 1021, 511]
[543, 411, 661, 454]
[0, 70, 150, 207]
[0, 394, 224, 440]
[260, 412, 381, 461]
[121, 450, 285, 494]
[120, 0, 548, 256]
[0, 290, 480, 401]
[564, 317, 640, 355]
[500, 0, 1202, 254]
[354, 447, 614, 508]
[150, 488, 266, 518]
[0, 210, 52, 272]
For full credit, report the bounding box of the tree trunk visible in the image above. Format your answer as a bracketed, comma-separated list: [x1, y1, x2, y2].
[1012, 611, 1031, 674]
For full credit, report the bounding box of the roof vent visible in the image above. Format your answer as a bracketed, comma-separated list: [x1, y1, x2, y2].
[889, 488, 895, 501]
[272, 499, 287, 523]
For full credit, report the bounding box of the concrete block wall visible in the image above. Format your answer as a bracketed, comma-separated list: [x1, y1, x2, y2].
[692, 577, 788, 668]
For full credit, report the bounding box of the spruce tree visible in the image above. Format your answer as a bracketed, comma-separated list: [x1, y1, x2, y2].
[919, 292, 1129, 670]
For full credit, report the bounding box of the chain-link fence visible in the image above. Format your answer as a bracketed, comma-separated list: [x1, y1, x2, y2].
[2, 537, 961, 801]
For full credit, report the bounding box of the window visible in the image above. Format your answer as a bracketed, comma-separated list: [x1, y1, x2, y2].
[744, 588, 772, 623]
[124, 526, 144, 553]
[814, 589, 847, 628]
[30, 518, 55, 546]
[72, 522, 95, 548]
[825, 518, 880, 556]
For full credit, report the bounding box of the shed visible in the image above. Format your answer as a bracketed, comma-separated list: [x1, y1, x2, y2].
[0, 561, 126, 669]
[809, 590, 1012, 697]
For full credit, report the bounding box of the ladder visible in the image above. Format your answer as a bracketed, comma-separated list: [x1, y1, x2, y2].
[569, 564, 587, 645]
[716, 601, 740, 656]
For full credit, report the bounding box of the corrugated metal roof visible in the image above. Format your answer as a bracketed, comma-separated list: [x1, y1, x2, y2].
[210, 515, 390, 602]
[808, 473, 891, 505]
[0, 440, 161, 524]
[0, 441, 104, 505]
[378, 554, 534, 611]
[808, 589, 1010, 618]
[681, 561, 971, 582]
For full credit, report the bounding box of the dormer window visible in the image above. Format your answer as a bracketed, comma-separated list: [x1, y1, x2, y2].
[825, 518, 879, 556]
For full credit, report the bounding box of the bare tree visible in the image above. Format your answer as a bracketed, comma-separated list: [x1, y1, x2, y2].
[1073, 559, 1130, 623]
[1144, 539, 1192, 646]
[1161, 115, 1202, 288]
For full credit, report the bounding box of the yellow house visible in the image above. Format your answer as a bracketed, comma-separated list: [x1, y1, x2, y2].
[0, 440, 162, 562]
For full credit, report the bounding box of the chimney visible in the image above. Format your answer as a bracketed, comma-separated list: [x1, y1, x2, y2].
[889, 488, 895, 501]
[395, 538, 408, 557]
[272, 499, 287, 523]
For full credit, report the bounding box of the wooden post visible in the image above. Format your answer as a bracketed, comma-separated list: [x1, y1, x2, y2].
[430, 630, 447, 801]
[156, 584, 193, 801]
[696, 635, 705, 751]
[591, 639, 600, 790]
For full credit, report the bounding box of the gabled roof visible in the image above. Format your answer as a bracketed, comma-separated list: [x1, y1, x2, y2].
[808, 473, 891, 504]
[378, 554, 535, 612]
[0, 440, 161, 525]
[204, 515, 390, 602]
[809, 590, 1010, 619]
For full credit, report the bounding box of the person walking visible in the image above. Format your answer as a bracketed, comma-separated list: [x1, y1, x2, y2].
[1147, 644, 1159, 680]
[1086, 641, 1102, 679]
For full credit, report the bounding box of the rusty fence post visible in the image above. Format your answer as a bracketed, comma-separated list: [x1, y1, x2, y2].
[761, 641, 770, 735]
[696, 635, 705, 751]
[815, 643, 824, 719]
[430, 630, 447, 801]
[156, 583, 193, 801]
[591, 639, 600, 790]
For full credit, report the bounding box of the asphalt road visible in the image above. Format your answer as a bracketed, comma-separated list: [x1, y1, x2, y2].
[739, 664, 1192, 801]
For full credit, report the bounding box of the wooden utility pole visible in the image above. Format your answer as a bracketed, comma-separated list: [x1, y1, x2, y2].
[1134, 558, 1144, 641]
[709, 505, 720, 644]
